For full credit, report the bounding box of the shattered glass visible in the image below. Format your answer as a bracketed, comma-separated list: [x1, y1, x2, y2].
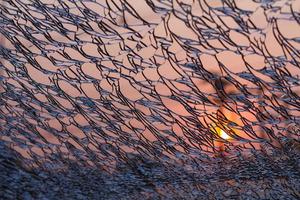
[0, 0, 300, 199]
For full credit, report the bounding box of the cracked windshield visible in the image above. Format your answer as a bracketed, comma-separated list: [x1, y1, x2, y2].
[0, 0, 300, 199]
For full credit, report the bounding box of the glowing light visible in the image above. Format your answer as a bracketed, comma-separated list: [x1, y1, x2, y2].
[211, 124, 232, 140]
[219, 129, 230, 140]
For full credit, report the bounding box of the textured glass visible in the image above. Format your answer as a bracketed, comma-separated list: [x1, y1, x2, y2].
[0, 0, 300, 199]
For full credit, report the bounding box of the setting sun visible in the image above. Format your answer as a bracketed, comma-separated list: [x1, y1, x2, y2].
[219, 129, 231, 140]
[211, 125, 232, 140]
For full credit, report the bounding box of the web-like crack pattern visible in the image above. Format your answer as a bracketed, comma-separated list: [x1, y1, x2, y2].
[0, 0, 300, 199]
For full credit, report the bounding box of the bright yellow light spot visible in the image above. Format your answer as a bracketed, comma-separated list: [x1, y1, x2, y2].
[219, 129, 230, 140]
[210, 124, 232, 140]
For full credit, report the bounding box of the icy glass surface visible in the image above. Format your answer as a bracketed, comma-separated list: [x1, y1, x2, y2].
[0, 0, 300, 199]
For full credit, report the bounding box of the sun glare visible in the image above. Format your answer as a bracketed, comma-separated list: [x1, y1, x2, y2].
[219, 129, 230, 140]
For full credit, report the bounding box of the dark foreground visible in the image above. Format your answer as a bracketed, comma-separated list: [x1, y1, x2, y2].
[0, 141, 299, 200]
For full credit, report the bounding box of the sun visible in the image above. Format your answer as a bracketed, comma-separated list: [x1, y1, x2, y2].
[211, 125, 232, 140]
[218, 129, 231, 140]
